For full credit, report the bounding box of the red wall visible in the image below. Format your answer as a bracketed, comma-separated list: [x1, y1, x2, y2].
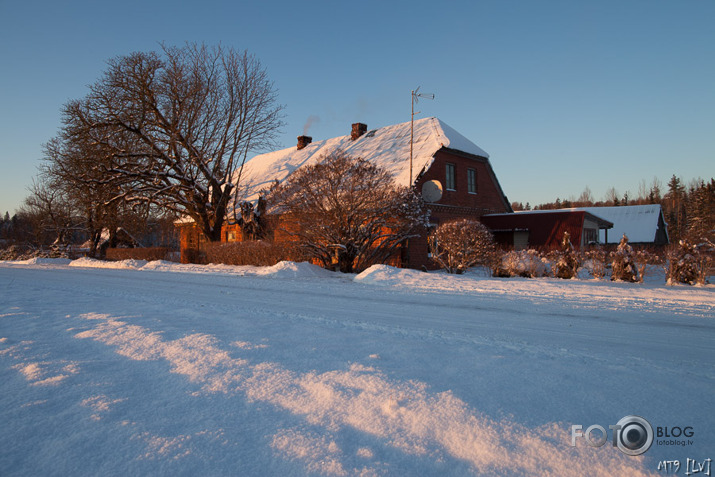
[406, 149, 511, 269]
[415, 150, 510, 212]
[480, 212, 587, 251]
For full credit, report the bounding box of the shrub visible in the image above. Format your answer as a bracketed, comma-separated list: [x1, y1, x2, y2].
[583, 248, 607, 279]
[429, 219, 496, 274]
[0, 245, 70, 261]
[105, 247, 174, 262]
[0, 244, 26, 260]
[494, 249, 548, 278]
[633, 249, 663, 283]
[203, 241, 308, 267]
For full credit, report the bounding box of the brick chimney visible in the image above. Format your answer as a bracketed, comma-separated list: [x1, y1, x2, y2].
[297, 135, 312, 150]
[351, 123, 367, 140]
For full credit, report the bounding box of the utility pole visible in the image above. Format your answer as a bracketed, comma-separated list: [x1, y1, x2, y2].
[410, 87, 434, 187]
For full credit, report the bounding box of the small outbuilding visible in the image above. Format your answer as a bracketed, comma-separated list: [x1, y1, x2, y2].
[481, 210, 613, 250]
[482, 204, 669, 251]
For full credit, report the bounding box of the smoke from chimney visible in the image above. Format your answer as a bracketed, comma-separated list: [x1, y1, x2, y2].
[303, 115, 320, 136]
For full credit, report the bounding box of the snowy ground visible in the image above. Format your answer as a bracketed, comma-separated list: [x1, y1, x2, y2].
[0, 259, 713, 476]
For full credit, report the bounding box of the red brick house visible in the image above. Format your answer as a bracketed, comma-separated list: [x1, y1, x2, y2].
[178, 117, 512, 269]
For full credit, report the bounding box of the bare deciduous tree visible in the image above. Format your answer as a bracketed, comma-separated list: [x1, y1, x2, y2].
[21, 177, 78, 246]
[268, 151, 428, 273]
[60, 43, 284, 242]
[604, 187, 620, 206]
[41, 134, 127, 256]
[576, 186, 594, 206]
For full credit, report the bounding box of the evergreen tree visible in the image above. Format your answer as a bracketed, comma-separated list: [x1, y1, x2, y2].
[648, 180, 662, 204]
[686, 179, 715, 243]
[0, 212, 7, 240]
[664, 175, 687, 242]
[611, 234, 639, 282]
[666, 239, 711, 286]
[552, 231, 581, 279]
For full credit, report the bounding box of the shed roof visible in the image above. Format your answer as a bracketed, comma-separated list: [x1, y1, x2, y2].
[556, 205, 666, 243]
[504, 209, 614, 229]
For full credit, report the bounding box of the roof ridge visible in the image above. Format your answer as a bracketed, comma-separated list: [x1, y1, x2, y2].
[428, 117, 445, 148]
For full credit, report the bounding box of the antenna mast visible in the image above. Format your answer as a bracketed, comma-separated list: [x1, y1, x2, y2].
[410, 87, 435, 186]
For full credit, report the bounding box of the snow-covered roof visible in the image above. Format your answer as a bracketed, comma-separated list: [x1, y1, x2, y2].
[570, 205, 666, 243]
[491, 209, 614, 229]
[233, 117, 489, 203]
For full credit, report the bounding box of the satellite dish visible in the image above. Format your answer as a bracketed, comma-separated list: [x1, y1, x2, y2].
[422, 180, 443, 203]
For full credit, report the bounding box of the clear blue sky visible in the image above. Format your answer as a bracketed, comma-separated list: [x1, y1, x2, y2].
[1, 0, 713, 215]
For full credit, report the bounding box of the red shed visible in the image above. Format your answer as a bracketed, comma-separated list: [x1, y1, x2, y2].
[481, 210, 613, 250]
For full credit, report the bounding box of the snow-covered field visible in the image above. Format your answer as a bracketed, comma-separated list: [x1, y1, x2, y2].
[1, 259, 713, 476]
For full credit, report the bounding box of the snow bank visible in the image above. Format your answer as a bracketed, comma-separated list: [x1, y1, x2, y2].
[138, 260, 191, 272]
[67, 257, 333, 280]
[9, 257, 73, 266]
[354, 264, 428, 286]
[69, 257, 149, 269]
[255, 261, 335, 279]
[356, 265, 714, 317]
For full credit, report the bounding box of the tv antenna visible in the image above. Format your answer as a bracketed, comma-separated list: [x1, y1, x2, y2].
[410, 87, 435, 186]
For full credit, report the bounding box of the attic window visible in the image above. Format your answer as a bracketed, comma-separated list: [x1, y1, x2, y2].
[365, 129, 377, 138]
[468, 168, 477, 194]
[446, 163, 456, 190]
